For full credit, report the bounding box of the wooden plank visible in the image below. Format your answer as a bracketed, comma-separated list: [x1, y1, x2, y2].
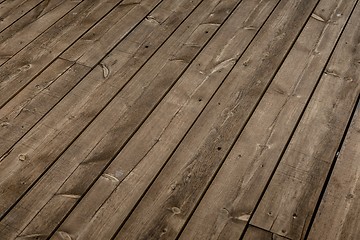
[0, 0, 43, 33]
[112, 0, 321, 239]
[59, 0, 168, 67]
[0, 0, 193, 214]
[0, 0, 230, 238]
[0, 0, 82, 66]
[250, 3, 360, 239]
[5, 0, 238, 238]
[0, 0, 124, 108]
[307, 99, 360, 240]
[48, 0, 281, 239]
[0, 59, 90, 158]
[59, 0, 165, 67]
[178, 0, 358, 239]
[0, 0, 163, 157]
[243, 225, 289, 240]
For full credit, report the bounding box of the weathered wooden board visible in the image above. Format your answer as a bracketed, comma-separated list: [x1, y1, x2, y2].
[0, 0, 82, 66]
[0, 0, 163, 157]
[308, 99, 360, 240]
[0, 59, 90, 159]
[0, 0, 123, 107]
[179, 0, 358, 239]
[0, 0, 43, 33]
[113, 0, 321, 239]
[60, 0, 167, 67]
[0, 0, 195, 217]
[11, 0, 243, 238]
[49, 0, 280, 239]
[243, 225, 289, 240]
[250, 2, 360, 239]
[0, 0, 233, 238]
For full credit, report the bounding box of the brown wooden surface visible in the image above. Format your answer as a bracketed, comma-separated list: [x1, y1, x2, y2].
[179, 0, 358, 238]
[0, 0, 359, 239]
[250, 1, 360, 239]
[307, 100, 360, 240]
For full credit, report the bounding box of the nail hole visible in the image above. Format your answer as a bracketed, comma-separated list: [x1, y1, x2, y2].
[217, 147, 222, 151]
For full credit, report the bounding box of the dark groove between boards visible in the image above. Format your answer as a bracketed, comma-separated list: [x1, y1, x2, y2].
[0, 0, 45, 35]
[239, 0, 359, 238]
[303, 94, 360, 240]
[175, 0, 325, 238]
[44, 0, 232, 237]
[0, 0, 84, 68]
[0, 0, 128, 109]
[111, 0, 302, 238]
[0, 0, 165, 221]
[175, 0, 283, 238]
[45, 0, 249, 238]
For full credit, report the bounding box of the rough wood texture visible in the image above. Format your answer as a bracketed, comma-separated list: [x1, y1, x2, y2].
[0, 0, 82, 66]
[0, 0, 43, 33]
[308, 99, 360, 240]
[0, 0, 200, 223]
[51, 0, 279, 239]
[0, 0, 164, 159]
[243, 225, 289, 240]
[0, 0, 359, 239]
[179, 0, 357, 239]
[115, 0, 321, 239]
[250, 2, 360, 238]
[0, 0, 123, 107]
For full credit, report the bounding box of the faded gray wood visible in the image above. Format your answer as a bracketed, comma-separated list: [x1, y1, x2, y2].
[114, 0, 321, 239]
[179, 0, 358, 239]
[308, 100, 360, 240]
[0, 0, 81, 66]
[49, 0, 280, 239]
[250, 2, 360, 239]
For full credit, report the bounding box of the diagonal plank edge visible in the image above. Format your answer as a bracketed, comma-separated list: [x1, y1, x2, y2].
[307, 96, 360, 240]
[250, 1, 360, 239]
[114, 0, 321, 239]
[179, 0, 358, 239]
[48, 0, 280, 239]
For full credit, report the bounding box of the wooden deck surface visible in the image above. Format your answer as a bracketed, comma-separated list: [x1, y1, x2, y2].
[0, 0, 359, 239]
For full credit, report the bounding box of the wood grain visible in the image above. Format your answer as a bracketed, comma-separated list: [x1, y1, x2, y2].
[0, 0, 163, 157]
[50, 0, 280, 239]
[114, 0, 320, 239]
[60, 0, 165, 67]
[243, 225, 289, 240]
[308, 99, 360, 240]
[0, 0, 123, 107]
[0, 0, 358, 239]
[0, 0, 81, 66]
[250, 2, 360, 239]
[0, 0, 43, 33]
[0, 0, 228, 238]
[179, 0, 357, 239]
